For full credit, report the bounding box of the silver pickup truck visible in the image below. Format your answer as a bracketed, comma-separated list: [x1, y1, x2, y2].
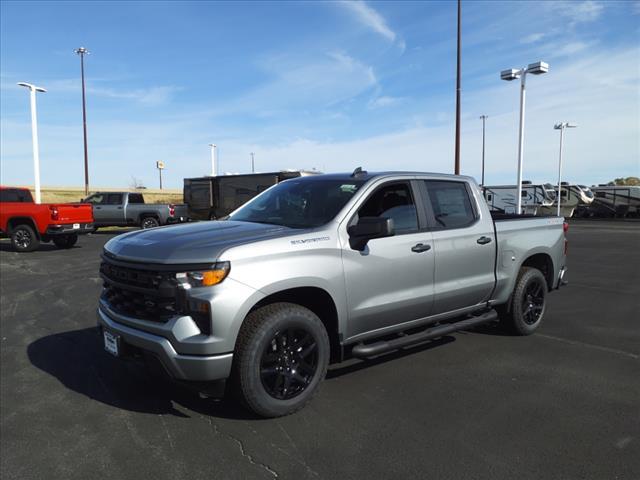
[82, 191, 188, 229]
[97, 170, 568, 417]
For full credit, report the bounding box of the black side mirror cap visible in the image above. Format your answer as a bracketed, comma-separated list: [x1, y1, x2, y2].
[347, 217, 395, 251]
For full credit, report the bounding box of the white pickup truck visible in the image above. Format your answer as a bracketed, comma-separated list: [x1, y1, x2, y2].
[97, 170, 568, 417]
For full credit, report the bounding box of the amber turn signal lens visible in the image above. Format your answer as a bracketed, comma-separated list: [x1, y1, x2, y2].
[201, 269, 228, 286]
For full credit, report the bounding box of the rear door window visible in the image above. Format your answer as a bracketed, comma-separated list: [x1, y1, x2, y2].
[424, 181, 477, 229]
[0, 189, 33, 202]
[128, 193, 144, 204]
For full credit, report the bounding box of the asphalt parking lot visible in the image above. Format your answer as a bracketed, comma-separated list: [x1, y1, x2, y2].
[1, 221, 639, 480]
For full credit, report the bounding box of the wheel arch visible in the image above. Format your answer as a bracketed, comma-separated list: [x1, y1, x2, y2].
[248, 286, 342, 363]
[521, 252, 554, 291]
[7, 217, 40, 238]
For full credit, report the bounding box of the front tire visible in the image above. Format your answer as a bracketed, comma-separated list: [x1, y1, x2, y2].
[52, 234, 78, 249]
[232, 303, 330, 417]
[10, 224, 40, 252]
[498, 267, 548, 335]
[140, 216, 159, 229]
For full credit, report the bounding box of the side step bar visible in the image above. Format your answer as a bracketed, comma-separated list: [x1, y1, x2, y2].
[351, 309, 498, 359]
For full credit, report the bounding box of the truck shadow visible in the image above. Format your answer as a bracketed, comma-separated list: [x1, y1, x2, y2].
[0, 243, 77, 252]
[27, 328, 260, 420]
[29, 328, 461, 419]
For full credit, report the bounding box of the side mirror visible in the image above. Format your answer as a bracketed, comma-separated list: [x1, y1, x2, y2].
[347, 216, 395, 251]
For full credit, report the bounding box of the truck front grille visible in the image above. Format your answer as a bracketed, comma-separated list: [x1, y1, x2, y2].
[99, 258, 180, 322]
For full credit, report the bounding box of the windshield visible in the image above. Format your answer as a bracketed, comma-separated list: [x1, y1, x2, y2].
[229, 179, 365, 228]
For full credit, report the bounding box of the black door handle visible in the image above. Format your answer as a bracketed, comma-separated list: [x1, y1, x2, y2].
[117, 207, 123, 209]
[411, 243, 432, 253]
[95, 206, 102, 210]
[477, 236, 492, 245]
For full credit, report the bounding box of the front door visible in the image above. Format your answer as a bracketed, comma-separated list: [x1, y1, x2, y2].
[341, 180, 435, 340]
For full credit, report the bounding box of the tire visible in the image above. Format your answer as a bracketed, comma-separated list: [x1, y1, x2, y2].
[232, 302, 330, 417]
[52, 234, 78, 249]
[10, 224, 40, 252]
[140, 216, 160, 229]
[498, 267, 548, 336]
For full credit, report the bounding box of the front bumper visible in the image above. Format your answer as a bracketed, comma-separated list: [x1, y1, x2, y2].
[96, 306, 233, 382]
[46, 223, 94, 235]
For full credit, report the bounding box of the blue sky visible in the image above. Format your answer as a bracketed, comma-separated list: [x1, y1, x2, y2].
[1, 0, 639, 189]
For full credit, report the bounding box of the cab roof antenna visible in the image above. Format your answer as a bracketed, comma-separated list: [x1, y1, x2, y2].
[351, 166, 367, 177]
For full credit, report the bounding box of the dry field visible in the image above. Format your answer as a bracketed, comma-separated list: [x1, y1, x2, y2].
[21, 186, 183, 204]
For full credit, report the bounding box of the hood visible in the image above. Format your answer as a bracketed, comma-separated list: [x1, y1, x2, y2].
[104, 221, 293, 264]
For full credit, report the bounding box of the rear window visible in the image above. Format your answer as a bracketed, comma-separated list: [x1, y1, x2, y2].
[424, 181, 477, 229]
[0, 189, 33, 203]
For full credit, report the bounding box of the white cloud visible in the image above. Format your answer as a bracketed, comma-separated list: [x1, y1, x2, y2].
[521, 33, 546, 44]
[338, 0, 405, 50]
[368, 95, 403, 109]
[340, 0, 396, 41]
[547, 1, 604, 25]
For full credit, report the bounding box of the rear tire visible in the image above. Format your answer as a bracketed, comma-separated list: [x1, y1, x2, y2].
[498, 267, 548, 335]
[140, 216, 159, 229]
[232, 302, 330, 417]
[10, 224, 40, 252]
[52, 234, 78, 249]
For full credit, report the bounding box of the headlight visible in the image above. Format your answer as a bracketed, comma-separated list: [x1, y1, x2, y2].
[176, 262, 230, 288]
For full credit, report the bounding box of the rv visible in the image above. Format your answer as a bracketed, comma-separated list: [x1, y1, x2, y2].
[184, 171, 320, 220]
[539, 183, 595, 218]
[483, 182, 556, 215]
[578, 185, 640, 218]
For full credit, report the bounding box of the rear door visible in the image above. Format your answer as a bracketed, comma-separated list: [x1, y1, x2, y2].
[102, 193, 125, 224]
[341, 180, 435, 339]
[419, 180, 496, 314]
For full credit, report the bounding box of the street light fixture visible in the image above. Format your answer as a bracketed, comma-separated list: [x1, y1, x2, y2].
[75, 47, 90, 195]
[553, 122, 577, 217]
[500, 60, 549, 214]
[17, 82, 47, 204]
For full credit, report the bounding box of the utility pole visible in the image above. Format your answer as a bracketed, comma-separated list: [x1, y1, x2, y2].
[479, 115, 487, 186]
[75, 47, 90, 195]
[250, 152, 255, 173]
[17, 82, 46, 204]
[454, 0, 461, 175]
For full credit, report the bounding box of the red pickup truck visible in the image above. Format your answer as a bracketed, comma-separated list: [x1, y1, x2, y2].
[0, 186, 94, 252]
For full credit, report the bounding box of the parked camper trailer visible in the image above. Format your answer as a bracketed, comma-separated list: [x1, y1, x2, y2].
[577, 185, 640, 218]
[184, 171, 320, 220]
[539, 183, 595, 218]
[483, 182, 555, 215]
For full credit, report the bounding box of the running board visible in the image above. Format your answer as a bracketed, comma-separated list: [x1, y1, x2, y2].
[351, 309, 498, 359]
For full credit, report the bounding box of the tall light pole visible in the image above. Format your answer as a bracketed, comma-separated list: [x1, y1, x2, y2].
[17, 82, 46, 204]
[454, 0, 462, 175]
[554, 122, 577, 217]
[209, 144, 218, 176]
[75, 47, 90, 195]
[250, 152, 255, 173]
[479, 115, 487, 186]
[500, 61, 549, 214]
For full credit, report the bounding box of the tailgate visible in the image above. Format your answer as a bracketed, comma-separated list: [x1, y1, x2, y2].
[52, 203, 94, 223]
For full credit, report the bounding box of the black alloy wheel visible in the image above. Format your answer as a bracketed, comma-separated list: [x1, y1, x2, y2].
[521, 279, 545, 325]
[141, 217, 159, 229]
[11, 224, 40, 252]
[260, 328, 318, 400]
